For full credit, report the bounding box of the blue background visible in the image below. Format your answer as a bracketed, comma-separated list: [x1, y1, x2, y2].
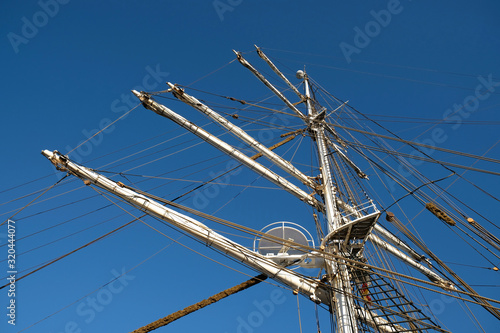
[1, 1, 499, 332]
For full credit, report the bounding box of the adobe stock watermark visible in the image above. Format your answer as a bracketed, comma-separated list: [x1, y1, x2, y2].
[55, 267, 135, 333]
[49, 64, 169, 180]
[421, 294, 455, 317]
[213, 0, 243, 22]
[339, 0, 407, 64]
[7, 0, 71, 54]
[6, 220, 17, 326]
[192, 111, 291, 209]
[383, 74, 500, 193]
[225, 288, 286, 333]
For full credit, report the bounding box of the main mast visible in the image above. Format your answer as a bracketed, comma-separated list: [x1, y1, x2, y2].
[41, 46, 491, 332]
[304, 72, 358, 333]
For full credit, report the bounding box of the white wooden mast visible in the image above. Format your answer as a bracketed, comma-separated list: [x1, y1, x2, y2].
[254, 45, 305, 101]
[304, 73, 359, 333]
[234, 50, 307, 121]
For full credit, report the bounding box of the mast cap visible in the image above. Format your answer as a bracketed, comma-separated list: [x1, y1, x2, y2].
[296, 70, 305, 79]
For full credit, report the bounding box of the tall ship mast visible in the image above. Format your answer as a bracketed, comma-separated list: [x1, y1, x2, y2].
[11, 46, 499, 332]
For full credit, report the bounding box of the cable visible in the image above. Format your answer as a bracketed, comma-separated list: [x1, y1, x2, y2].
[326, 123, 500, 166]
[66, 103, 141, 155]
[261, 47, 500, 82]
[0, 214, 144, 290]
[18, 239, 180, 332]
[0, 175, 68, 226]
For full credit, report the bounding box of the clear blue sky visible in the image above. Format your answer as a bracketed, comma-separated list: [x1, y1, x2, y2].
[1, 1, 499, 332]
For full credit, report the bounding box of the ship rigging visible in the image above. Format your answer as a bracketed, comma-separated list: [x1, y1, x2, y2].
[5, 46, 500, 332]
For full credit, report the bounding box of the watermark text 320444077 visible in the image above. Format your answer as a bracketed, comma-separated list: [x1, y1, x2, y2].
[6, 219, 17, 326]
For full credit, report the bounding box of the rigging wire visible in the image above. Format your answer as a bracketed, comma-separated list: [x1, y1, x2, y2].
[0, 94, 301, 211]
[0, 212, 124, 264]
[443, 262, 498, 270]
[0, 204, 111, 248]
[260, 47, 500, 82]
[18, 238, 180, 332]
[381, 173, 455, 213]
[0, 173, 54, 195]
[324, 122, 500, 166]
[11, 50, 500, 330]
[93, 187, 295, 293]
[170, 85, 499, 126]
[368, 135, 500, 255]
[319, 94, 499, 240]
[296, 293, 303, 333]
[315, 91, 500, 261]
[346, 141, 500, 176]
[272, 53, 500, 97]
[308, 81, 500, 320]
[110, 180, 500, 309]
[5, 126, 290, 250]
[0, 174, 68, 227]
[95, 173, 283, 190]
[0, 126, 194, 208]
[410, 139, 500, 229]
[66, 103, 141, 155]
[0, 214, 144, 290]
[17, 104, 291, 209]
[367, 140, 500, 266]
[16, 166, 500, 328]
[0, 176, 75, 208]
[7, 137, 299, 285]
[1, 152, 247, 268]
[185, 58, 237, 88]
[311, 77, 500, 175]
